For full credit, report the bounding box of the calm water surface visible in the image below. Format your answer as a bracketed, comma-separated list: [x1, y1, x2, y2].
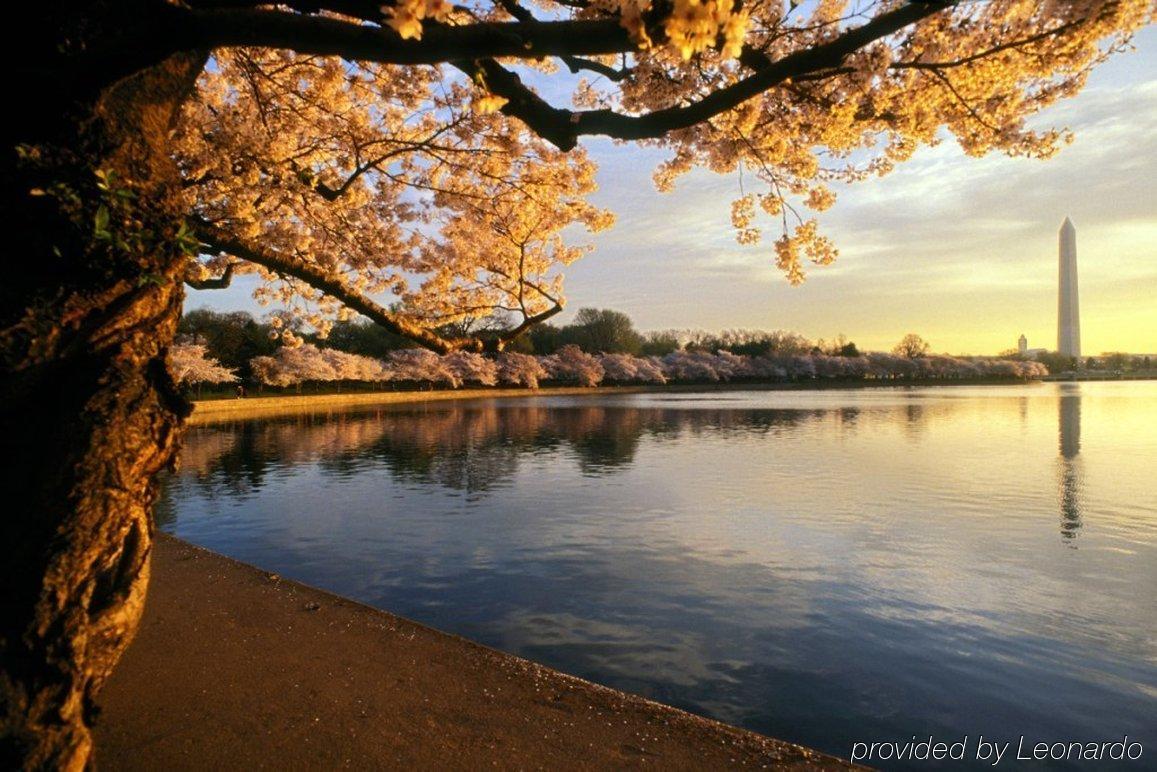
[159, 382, 1157, 765]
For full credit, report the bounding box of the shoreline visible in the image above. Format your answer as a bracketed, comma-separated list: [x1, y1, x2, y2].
[96, 535, 856, 770]
[190, 378, 1044, 424]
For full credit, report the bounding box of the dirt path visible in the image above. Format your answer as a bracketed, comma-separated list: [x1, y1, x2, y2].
[95, 535, 857, 770]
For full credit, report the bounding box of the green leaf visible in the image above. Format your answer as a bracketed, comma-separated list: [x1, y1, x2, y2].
[137, 272, 169, 288]
[94, 205, 109, 235]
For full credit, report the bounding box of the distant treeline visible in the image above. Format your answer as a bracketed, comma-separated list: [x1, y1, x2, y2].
[174, 308, 1052, 390]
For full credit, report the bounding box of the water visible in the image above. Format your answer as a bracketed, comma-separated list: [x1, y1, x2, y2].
[158, 382, 1157, 766]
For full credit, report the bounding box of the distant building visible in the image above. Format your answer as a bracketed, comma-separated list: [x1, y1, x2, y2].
[1016, 333, 1046, 360]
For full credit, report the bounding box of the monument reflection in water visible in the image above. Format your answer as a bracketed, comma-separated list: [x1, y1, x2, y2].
[158, 383, 1157, 767]
[1058, 385, 1083, 543]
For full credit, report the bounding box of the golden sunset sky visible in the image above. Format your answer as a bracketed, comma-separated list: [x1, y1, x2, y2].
[192, 26, 1157, 356]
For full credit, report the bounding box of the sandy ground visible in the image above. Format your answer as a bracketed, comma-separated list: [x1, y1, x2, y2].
[189, 378, 1036, 424]
[95, 536, 857, 770]
[190, 387, 646, 423]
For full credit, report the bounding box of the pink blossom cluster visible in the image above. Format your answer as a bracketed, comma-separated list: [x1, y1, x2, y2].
[169, 343, 238, 385]
[251, 344, 388, 387]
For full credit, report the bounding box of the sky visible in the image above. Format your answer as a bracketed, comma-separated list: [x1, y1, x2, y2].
[190, 25, 1157, 357]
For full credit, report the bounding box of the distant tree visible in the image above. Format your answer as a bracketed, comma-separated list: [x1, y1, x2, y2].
[561, 308, 643, 354]
[893, 333, 932, 359]
[997, 348, 1027, 360]
[502, 333, 536, 355]
[717, 329, 782, 356]
[640, 331, 681, 357]
[178, 308, 277, 380]
[324, 318, 413, 359]
[681, 330, 719, 353]
[838, 342, 861, 357]
[1036, 351, 1078, 374]
[827, 334, 860, 358]
[527, 323, 563, 355]
[1101, 352, 1129, 371]
[708, 329, 811, 356]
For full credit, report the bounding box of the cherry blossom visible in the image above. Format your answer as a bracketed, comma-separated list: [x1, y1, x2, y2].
[168, 344, 238, 385]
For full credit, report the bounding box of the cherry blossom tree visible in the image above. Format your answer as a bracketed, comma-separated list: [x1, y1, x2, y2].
[245, 346, 1049, 388]
[385, 348, 462, 388]
[598, 352, 667, 384]
[633, 357, 669, 385]
[5, 1, 1153, 763]
[180, 49, 612, 351]
[661, 350, 723, 382]
[745, 356, 790, 381]
[168, 344, 239, 386]
[444, 351, 501, 387]
[250, 342, 387, 387]
[250, 343, 340, 387]
[322, 349, 390, 383]
[543, 344, 606, 386]
[497, 352, 550, 389]
[597, 352, 639, 383]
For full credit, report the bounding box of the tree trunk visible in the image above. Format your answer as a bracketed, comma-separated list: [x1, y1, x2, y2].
[1, 38, 204, 769]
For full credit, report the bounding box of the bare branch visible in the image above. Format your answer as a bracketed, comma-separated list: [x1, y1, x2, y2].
[181, 7, 633, 65]
[561, 55, 630, 82]
[471, 1, 953, 149]
[185, 261, 238, 290]
[193, 217, 490, 353]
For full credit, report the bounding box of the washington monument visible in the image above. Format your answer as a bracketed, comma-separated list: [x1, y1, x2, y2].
[1057, 217, 1081, 358]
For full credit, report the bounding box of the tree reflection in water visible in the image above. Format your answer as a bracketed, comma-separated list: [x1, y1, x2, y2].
[166, 393, 1095, 550]
[167, 401, 835, 502]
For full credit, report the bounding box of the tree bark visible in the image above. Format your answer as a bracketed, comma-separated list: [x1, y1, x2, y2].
[1, 31, 205, 768]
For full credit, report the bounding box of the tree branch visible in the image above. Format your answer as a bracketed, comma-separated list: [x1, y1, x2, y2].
[180, 7, 633, 65]
[497, 303, 563, 347]
[892, 18, 1086, 71]
[193, 218, 490, 353]
[471, 1, 954, 149]
[185, 262, 237, 290]
[561, 55, 630, 82]
[925, 67, 1002, 133]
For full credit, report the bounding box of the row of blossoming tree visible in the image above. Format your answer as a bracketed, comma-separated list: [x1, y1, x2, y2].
[174, 342, 1047, 390]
